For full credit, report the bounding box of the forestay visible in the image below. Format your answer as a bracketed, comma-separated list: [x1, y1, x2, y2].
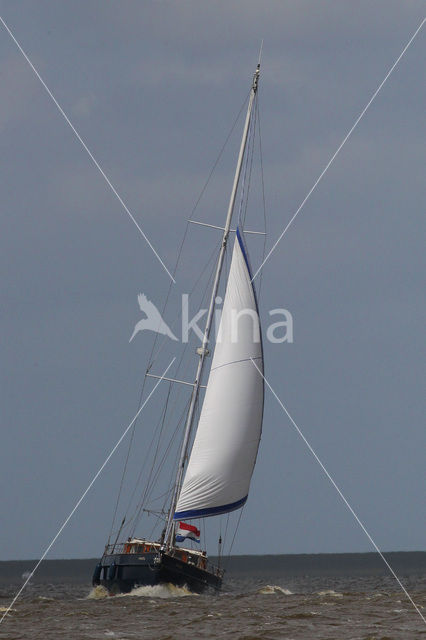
[174, 228, 264, 520]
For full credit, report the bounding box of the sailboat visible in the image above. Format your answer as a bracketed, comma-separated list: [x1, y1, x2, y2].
[92, 62, 264, 594]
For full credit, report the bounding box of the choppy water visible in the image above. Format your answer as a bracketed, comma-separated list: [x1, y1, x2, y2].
[1, 555, 425, 639]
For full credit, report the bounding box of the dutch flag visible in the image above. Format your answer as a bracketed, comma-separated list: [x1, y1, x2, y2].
[175, 521, 200, 543]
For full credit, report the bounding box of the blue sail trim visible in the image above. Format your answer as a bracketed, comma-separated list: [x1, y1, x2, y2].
[173, 495, 247, 520]
[236, 225, 263, 349]
[236, 225, 262, 317]
[236, 226, 253, 279]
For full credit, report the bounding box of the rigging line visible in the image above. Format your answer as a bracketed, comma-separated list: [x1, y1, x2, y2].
[109, 363, 155, 540]
[159, 457, 179, 527]
[0, 357, 175, 626]
[144, 90, 251, 370]
[108, 436, 132, 542]
[148, 237, 221, 368]
[221, 513, 230, 553]
[117, 459, 166, 541]
[124, 387, 176, 531]
[148, 90, 251, 370]
[0, 16, 175, 283]
[108, 416, 137, 538]
[108, 374, 149, 541]
[147, 498, 170, 540]
[243, 111, 256, 227]
[129, 398, 190, 536]
[144, 225, 190, 371]
[251, 16, 426, 283]
[188, 90, 251, 223]
[162, 465, 177, 513]
[145, 507, 170, 542]
[148, 517, 163, 542]
[235, 135, 249, 228]
[249, 357, 426, 625]
[131, 425, 180, 535]
[224, 513, 230, 543]
[109, 369, 151, 539]
[112, 385, 185, 536]
[225, 512, 230, 549]
[258, 39, 264, 67]
[134, 383, 174, 517]
[227, 507, 245, 559]
[136, 392, 172, 513]
[256, 94, 268, 301]
[144, 90, 252, 369]
[146, 485, 175, 505]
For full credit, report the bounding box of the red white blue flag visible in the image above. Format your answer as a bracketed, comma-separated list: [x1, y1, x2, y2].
[176, 521, 200, 543]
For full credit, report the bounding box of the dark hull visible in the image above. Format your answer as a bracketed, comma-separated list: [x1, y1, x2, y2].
[94, 550, 222, 595]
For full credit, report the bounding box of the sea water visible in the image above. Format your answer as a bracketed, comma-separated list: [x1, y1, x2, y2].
[0, 553, 425, 639]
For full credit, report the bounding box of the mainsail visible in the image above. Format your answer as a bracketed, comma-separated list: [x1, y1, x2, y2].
[174, 228, 264, 520]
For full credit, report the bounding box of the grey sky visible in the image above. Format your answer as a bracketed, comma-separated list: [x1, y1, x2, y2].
[1, 1, 425, 561]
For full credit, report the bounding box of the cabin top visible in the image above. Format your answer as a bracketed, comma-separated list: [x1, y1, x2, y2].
[128, 538, 161, 548]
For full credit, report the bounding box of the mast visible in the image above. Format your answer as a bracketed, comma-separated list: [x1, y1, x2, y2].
[164, 63, 260, 548]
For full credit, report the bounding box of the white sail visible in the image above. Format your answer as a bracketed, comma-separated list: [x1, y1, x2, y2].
[174, 228, 264, 520]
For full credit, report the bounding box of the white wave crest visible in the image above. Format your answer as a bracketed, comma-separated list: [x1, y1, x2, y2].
[87, 585, 110, 599]
[257, 585, 293, 595]
[317, 590, 343, 598]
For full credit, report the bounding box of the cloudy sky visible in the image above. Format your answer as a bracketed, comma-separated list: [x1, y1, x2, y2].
[1, 1, 425, 561]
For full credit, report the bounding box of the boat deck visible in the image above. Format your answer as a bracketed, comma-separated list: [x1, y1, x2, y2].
[93, 539, 223, 594]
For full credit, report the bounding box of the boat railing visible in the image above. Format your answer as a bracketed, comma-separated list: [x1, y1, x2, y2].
[104, 543, 125, 555]
[167, 547, 224, 578]
[104, 541, 161, 556]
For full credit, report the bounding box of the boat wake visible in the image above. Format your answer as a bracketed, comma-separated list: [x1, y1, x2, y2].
[118, 583, 195, 599]
[257, 585, 293, 595]
[87, 583, 195, 600]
